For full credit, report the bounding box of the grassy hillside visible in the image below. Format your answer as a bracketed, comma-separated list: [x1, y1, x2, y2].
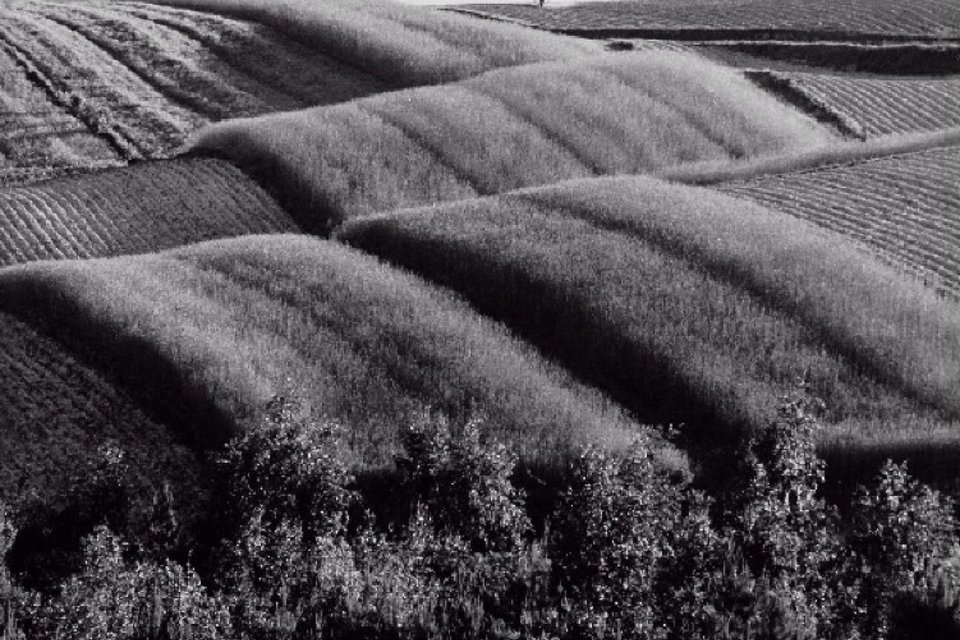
[0, 234, 649, 469]
[148, 0, 599, 87]
[0, 158, 297, 267]
[190, 51, 834, 231]
[718, 144, 960, 300]
[0, 310, 205, 508]
[339, 176, 960, 469]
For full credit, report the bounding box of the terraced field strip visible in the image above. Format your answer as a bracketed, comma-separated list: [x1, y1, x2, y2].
[32, 0, 304, 118]
[766, 72, 960, 137]
[718, 145, 960, 300]
[0, 310, 205, 507]
[192, 51, 834, 230]
[0, 39, 120, 172]
[0, 235, 650, 467]
[0, 158, 297, 267]
[456, 0, 960, 40]
[0, 8, 200, 160]
[113, 2, 389, 107]
[340, 176, 960, 455]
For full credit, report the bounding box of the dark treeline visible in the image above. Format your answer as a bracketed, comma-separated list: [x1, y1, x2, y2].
[1, 388, 959, 639]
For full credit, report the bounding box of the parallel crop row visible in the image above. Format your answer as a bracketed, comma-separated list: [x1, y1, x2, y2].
[0, 158, 297, 267]
[719, 145, 960, 299]
[773, 72, 960, 137]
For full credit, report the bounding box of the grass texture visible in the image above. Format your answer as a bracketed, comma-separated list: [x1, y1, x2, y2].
[148, 0, 598, 86]
[0, 310, 205, 508]
[189, 51, 834, 231]
[339, 176, 960, 460]
[0, 234, 648, 468]
[0, 158, 298, 267]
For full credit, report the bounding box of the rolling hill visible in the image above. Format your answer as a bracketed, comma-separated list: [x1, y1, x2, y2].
[0, 234, 655, 470]
[188, 50, 835, 231]
[0, 158, 297, 267]
[339, 175, 960, 480]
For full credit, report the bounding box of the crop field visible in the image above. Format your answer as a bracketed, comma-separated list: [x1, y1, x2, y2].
[0, 158, 297, 267]
[717, 144, 960, 300]
[761, 72, 960, 137]
[0, 234, 651, 468]
[340, 176, 960, 462]
[191, 50, 834, 229]
[0, 310, 205, 508]
[457, 0, 960, 40]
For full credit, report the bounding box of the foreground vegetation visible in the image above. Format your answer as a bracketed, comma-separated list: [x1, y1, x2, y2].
[2, 390, 959, 639]
[340, 176, 960, 476]
[190, 51, 833, 231]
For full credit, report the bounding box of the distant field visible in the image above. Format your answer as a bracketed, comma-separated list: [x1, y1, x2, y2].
[759, 72, 960, 137]
[340, 176, 960, 464]
[0, 235, 649, 468]
[718, 144, 960, 299]
[0, 158, 297, 267]
[191, 51, 834, 230]
[457, 0, 960, 40]
[0, 310, 205, 508]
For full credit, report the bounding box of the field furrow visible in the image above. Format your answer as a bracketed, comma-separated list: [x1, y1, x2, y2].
[0, 158, 298, 267]
[719, 145, 960, 299]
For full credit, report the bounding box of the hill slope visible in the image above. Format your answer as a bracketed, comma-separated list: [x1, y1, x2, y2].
[0, 235, 648, 468]
[339, 176, 960, 470]
[190, 51, 834, 231]
[0, 158, 297, 267]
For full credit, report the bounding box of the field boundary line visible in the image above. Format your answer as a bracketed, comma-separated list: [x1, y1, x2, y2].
[0, 25, 138, 161]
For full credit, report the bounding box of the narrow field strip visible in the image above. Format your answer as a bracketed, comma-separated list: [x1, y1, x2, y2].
[718, 145, 960, 300]
[339, 176, 960, 452]
[0, 310, 206, 508]
[113, 2, 389, 106]
[0, 235, 656, 469]
[0, 158, 298, 267]
[457, 0, 960, 41]
[190, 51, 834, 230]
